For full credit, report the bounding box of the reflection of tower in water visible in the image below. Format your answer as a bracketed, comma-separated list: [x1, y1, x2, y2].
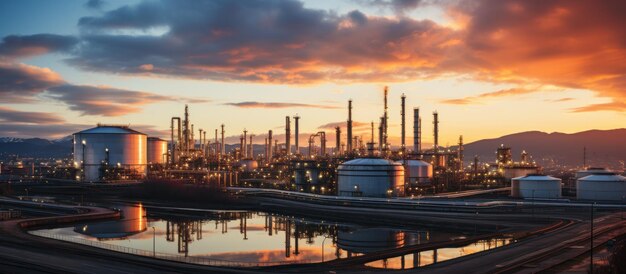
[165, 220, 204, 257]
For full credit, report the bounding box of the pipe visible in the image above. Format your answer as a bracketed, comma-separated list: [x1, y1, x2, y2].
[214, 129, 218, 159]
[413, 107, 421, 154]
[347, 100, 353, 153]
[220, 124, 225, 158]
[285, 116, 291, 156]
[184, 105, 189, 155]
[249, 134, 254, 159]
[319, 131, 326, 156]
[383, 86, 388, 150]
[379, 117, 384, 152]
[239, 135, 244, 160]
[294, 115, 300, 155]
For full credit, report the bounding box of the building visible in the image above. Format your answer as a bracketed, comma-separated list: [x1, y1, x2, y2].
[511, 174, 561, 199]
[577, 173, 626, 201]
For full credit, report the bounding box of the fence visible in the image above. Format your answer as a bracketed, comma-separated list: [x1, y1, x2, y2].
[29, 230, 312, 268]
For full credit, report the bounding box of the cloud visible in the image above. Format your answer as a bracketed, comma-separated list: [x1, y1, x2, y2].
[317, 121, 369, 130]
[547, 97, 574, 103]
[44, 84, 174, 116]
[0, 106, 65, 124]
[85, 0, 106, 10]
[440, 88, 536, 105]
[0, 61, 65, 102]
[225, 101, 339, 109]
[360, 0, 424, 14]
[0, 123, 88, 139]
[569, 101, 626, 113]
[0, 34, 78, 59]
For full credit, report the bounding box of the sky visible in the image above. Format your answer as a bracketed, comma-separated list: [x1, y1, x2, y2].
[0, 0, 624, 147]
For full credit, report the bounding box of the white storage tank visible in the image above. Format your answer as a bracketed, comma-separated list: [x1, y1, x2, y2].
[576, 167, 614, 179]
[396, 159, 432, 184]
[337, 157, 405, 197]
[513, 174, 561, 199]
[147, 137, 168, 164]
[73, 125, 147, 182]
[577, 173, 626, 201]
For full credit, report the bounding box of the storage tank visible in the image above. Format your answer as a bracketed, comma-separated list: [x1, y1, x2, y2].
[514, 174, 561, 199]
[575, 167, 614, 179]
[147, 137, 168, 164]
[74, 204, 147, 239]
[577, 173, 626, 201]
[511, 177, 521, 198]
[73, 125, 147, 182]
[337, 158, 405, 197]
[238, 159, 258, 172]
[503, 166, 538, 182]
[396, 159, 432, 184]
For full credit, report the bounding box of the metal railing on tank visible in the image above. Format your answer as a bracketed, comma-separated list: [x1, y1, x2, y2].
[29, 230, 312, 267]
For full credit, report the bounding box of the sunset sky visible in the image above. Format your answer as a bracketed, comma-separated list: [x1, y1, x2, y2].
[0, 0, 624, 146]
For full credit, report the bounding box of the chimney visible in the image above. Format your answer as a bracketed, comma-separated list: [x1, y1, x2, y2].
[268, 130, 273, 161]
[285, 116, 291, 156]
[347, 100, 353, 153]
[401, 93, 406, 152]
[243, 129, 247, 158]
[413, 108, 421, 154]
[239, 135, 244, 160]
[433, 111, 439, 154]
[294, 115, 300, 155]
[383, 86, 388, 150]
[335, 126, 341, 155]
[220, 124, 225, 158]
[378, 117, 384, 152]
[249, 134, 254, 159]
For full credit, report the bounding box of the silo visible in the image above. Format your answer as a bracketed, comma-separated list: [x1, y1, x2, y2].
[516, 174, 561, 199]
[147, 137, 168, 164]
[397, 159, 432, 184]
[337, 158, 405, 197]
[73, 125, 147, 182]
[577, 173, 626, 201]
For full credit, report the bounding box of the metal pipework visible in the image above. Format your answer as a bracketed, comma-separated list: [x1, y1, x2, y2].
[347, 100, 353, 153]
[294, 115, 300, 155]
[220, 124, 225, 158]
[170, 117, 181, 165]
[285, 116, 291, 156]
[308, 132, 326, 157]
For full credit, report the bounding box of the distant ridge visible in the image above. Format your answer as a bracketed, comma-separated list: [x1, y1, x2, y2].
[463, 129, 626, 169]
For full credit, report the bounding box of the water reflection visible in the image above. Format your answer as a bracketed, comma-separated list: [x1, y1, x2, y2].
[75, 204, 147, 240]
[36, 204, 496, 265]
[364, 238, 514, 270]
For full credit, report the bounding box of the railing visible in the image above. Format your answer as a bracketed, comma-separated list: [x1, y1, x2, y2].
[29, 230, 312, 267]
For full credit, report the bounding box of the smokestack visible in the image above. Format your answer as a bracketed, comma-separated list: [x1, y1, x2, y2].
[220, 124, 225, 158]
[319, 132, 326, 156]
[285, 116, 291, 156]
[214, 129, 217, 158]
[268, 130, 273, 161]
[383, 86, 389, 151]
[170, 117, 181, 164]
[371, 121, 374, 143]
[458, 135, 464, 172]
[191, 124, 194, 151]
[347, 100, 353, 153]
[243, 129, 247, 158]
[378, 117, 384, 152]
[294, 115, 300, 155]
[401, 93, 406, 152]
[198, 129, 203, 152]
[249, 134, 254, 159]
[413, 108, 421, 154]
[184, 105, 189, 154]
[265, 138, 268, 162]
[433, 111, 439, 154]
[239, 135, 244, 160]
[335, 126, 341, 155]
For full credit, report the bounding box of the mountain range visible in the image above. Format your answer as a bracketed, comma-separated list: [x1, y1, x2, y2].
[1, 129, 624, 169]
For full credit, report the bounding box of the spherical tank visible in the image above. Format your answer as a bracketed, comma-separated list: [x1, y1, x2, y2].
[515, 174, 561, 199]
[577, 173, 626, 201]
[337, 158, 405, 197]
[396, 159, 432, 184]
[147, 137, 168, 164]
[73, 125, 147, 182]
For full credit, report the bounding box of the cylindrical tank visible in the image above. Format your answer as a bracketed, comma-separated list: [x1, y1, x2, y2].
[73, 125, 147, 182]
[575, 167, 614, 179]
[516, 174, 561, 199]
[337, 228, 405, 253]
[577, 173, 626, 201]
[238, 159, 258, 172]
[397, 159, 432, 184]
[147, 137, 167, 164]
[337, 158, 405, 197]
[74, 204, 147, 239]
